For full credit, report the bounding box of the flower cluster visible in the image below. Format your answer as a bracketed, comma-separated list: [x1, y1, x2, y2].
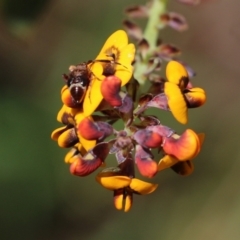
[51, 28, 206, 212]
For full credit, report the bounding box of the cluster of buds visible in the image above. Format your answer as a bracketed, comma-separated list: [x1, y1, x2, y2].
[51, 28, 206, 212]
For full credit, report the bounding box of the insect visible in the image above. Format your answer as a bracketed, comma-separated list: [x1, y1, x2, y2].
[62, 62, 92, 104]
[62, 55, 127, 104]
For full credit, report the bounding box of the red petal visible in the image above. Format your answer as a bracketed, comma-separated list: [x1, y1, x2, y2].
[70, 154, 102, 177]
[101, 76, 122, 107]
[135, 145, 158, 178]
[134, 129, 162, 148]
[77, 117, 104, 140]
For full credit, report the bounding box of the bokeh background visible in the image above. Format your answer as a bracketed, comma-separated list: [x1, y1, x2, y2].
[1, 0, 240, 239]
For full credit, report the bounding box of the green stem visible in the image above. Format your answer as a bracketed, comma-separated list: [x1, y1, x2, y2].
[134, 0, 168, 85]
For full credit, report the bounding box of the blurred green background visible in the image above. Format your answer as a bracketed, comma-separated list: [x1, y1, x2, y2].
[1, 0, 240, 239]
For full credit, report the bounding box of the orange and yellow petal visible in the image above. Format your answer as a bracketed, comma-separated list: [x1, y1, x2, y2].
[163, 129, 200, 161]
[164, 82, 188, 124]
[185, 87, 206, 108]
[130, 178, 158, 195]
[166, 61, 188, 87]
[96, 174, 131, 190]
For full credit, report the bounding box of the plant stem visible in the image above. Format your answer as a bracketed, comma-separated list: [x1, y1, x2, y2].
[134, 0, 168, 85]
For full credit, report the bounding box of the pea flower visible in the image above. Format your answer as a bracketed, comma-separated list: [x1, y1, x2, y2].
[96, 159, 158, 212]
[164, 61, 206, 124]
[83, 30, 135, 116]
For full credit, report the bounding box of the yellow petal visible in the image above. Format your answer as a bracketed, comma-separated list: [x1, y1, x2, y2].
[164, 82, 188, 124]
[115, 43, 135, 85]
[158, 154, 179, 171]
[124, 194, 133, 212]
[114, 190, 124, 210]
[130, 178, 158, 195]
[64, 147, 78, 164]
[83, 63, 104, 116]
[96, 30, 129, 60]
[166, 60, 188, 85]
[51, 126, 67, 141]
[96, 175, 131, 190]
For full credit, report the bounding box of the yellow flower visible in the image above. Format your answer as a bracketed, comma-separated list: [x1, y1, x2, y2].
[51, 105, 96, 152]
[164, 61, 206, 124]
[83, 30, 135, 116]
[96, 170, 158, 212]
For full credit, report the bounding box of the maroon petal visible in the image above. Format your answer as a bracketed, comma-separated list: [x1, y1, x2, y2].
[139, 115, 160, 127]
[125, 5, 149, 18]
[117, 93, 133, 113]
[135, 145, 158, 178]
[134, 94, 153, 115]
[157, 44, 181, 60]
[101, 76, 122, 107]
[138, 39, 150, 59]
[116, 150, 127, 164]
[134, 129, 162, 148]
[123, 20, 143, 41]
[160, 12, 188, 32]
[146, 124, 175, 138]
[96, 122, 114, 140]
[147, 93, 170, 111]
